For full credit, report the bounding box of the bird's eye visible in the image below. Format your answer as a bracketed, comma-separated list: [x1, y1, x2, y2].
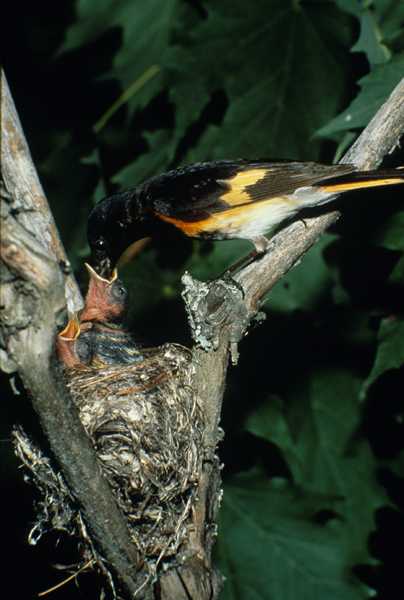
[111, 282, 128, 301]
[95, 238, 106, 248]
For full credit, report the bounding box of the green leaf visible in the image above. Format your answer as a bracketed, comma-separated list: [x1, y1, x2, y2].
[351, 9, 391, 65]
[39, 131, 96, 269]
[187, 240, 252, 281]
[371, 0, 404, 46]
[217, 470, 371, 600]
[94, 0, 354, 182]
[246, 368, 386, 562]
[336, 0, 404, 53]
[119, 247, 183, 316]
[81, 149, 107, 203]
[172, 0, 354, 161]
[370, 210, 404, 251]
[389, 255, 404, 284]
[113, 130, 175, 188]
[362, 317, 404, 395]
[266, 234, 335, 312]
[62, 0, 178, 113]
[317, 52, 404, 136]
[94, 65, 161, 133]
[125, 229, 335, 308]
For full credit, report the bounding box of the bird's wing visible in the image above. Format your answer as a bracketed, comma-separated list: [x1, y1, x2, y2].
[146, 160, 356, 221]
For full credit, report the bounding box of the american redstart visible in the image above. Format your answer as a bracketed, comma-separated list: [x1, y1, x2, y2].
[87, 160, 404, 278]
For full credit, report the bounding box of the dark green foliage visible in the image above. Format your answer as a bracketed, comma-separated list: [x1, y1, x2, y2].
[2, 0, 404, 598]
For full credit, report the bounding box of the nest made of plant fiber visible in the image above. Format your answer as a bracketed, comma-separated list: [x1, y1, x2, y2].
[12, 427, 104, 582]
[65, 342, 205, 568]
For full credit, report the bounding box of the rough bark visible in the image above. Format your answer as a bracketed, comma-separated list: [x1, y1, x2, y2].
[1, 64, 403, 600]
[234, 77, 404, 313]
[1, 70, 141, 597]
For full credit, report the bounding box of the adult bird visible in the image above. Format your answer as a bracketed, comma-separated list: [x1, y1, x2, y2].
[87, 159, 404, 279]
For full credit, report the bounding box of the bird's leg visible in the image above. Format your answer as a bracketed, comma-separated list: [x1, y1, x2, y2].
[223, 250, 258, 277]
[221, 235, 271, 279]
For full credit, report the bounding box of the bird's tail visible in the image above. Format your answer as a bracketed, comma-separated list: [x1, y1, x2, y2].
[315, 168, 404, 195]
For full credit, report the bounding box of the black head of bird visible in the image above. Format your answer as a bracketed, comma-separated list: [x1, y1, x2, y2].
[87, 188, 151, 279]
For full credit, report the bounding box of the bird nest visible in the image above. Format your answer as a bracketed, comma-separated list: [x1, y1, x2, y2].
[65, 342, 205, 569]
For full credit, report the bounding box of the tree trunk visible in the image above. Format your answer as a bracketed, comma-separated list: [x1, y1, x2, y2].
[1, 68, 404, 598]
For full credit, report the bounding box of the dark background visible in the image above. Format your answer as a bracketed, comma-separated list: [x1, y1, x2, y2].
[2, 1, 404, 598]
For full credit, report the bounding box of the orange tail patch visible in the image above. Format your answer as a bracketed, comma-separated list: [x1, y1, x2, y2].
[320, 178, 404, 194]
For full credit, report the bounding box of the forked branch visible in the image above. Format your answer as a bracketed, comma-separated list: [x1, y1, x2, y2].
[1, 65, 403, 600]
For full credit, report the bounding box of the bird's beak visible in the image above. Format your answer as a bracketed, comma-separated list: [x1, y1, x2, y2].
[80, 263, 118, 322]
[56, 314, 81, 367]
[84, 262, 118, 284]
[58, 313, 81, 340]
[117, 237, 151, 268]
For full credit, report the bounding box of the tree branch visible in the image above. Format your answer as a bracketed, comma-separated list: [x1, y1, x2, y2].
[1, 61, 403, 600]
[236, 77, 404, 312]
[186, 80, 404, 596]
[0, 70, 142, 597]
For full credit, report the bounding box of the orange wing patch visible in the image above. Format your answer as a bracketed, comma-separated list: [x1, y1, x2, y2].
[154, 212, 215, 236]
[218, 168, 269, 207]
[320, 178, 404, 194]
[155, 195, 298, 239]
